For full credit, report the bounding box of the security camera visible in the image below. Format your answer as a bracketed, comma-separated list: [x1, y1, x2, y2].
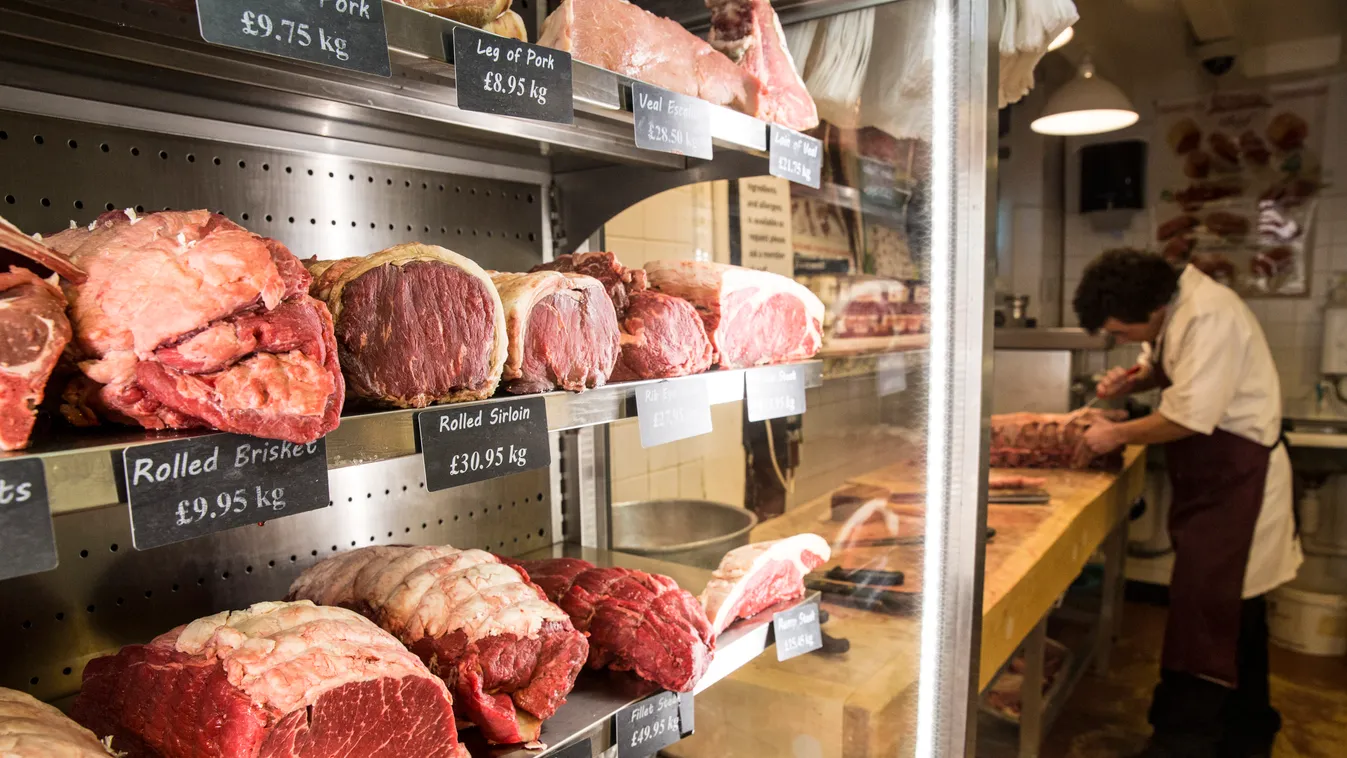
[1196, 39, 1238, 77]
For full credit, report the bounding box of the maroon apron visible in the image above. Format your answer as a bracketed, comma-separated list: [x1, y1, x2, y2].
[1152, 359, 1271, 687]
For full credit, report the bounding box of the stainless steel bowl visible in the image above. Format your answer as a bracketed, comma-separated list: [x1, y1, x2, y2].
[611, 499, 758, 569]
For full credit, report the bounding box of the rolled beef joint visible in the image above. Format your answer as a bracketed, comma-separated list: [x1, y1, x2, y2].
[72, 600, 467, 758]
[643, 260, 824, 368]
[287, 546, 589, 746]
[489, 271, 620, 394]
[1, 687, 113, 756]
[308, 244, 507, 408]
[43, 210, 342, 444]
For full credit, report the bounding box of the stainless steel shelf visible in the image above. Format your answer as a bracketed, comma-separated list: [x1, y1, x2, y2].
[485, 546, 821, 758]
[0, 0, 769, 171]
[4, 361, 822, 515]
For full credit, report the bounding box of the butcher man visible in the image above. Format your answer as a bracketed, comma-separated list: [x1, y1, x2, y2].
[1072, 248, 1301, 758]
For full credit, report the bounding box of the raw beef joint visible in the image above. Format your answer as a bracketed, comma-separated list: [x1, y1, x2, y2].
[489, 270, 620, 393]
[539, 0, 763, 117]
[287, 546, 588, 745]
[0, 267, 72, 452]
[308, 244, 506, 408]
[990, 408, 1127, 470]
[72, 600, 466, 758]
[511, 558, 715, 692]
[41, 210, 343, 444]
[700, 534, 830, 636]
[532, 253, 713, 380]
[1, 687, 112, 756]
[644, 260, 824, 368]
[394, 0, 511, 26]
[707, 0, 819, 130]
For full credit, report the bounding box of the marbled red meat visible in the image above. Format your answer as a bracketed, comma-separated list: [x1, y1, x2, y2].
[533, 252, 648, 316]
[699, 534, 829, 636]
[490, 271, 620, 394]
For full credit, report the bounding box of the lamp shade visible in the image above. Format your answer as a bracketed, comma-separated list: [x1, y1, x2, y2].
[1031, 58, 1138, 136]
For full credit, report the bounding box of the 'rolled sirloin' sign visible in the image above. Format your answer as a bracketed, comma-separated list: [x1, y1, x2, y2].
[419, 397, 551, 491]
[123, 434, 330, 550]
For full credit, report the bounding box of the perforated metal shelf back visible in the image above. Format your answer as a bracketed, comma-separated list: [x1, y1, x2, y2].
[0, 110, 543, 267]
[0, 456, 552, 701]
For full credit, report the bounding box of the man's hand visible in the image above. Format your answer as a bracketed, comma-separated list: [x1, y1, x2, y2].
[1083, 420, 1125, 454]
[1095, 364, 1149, 399]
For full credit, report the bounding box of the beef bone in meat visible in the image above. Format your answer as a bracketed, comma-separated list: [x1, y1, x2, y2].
[989, 408, 1127, 470]
[72, 600, 467, 758]
[644, 260, 824, 368]
[287, 546, 588, 745]
[700, 534, 830, 636]
[308, 244, 506, 408]
[0, 266, 72, 452]
[706, 0, 819, 130]
[533, 253, 713, 380]
[489, 271, 620, 393]
[539, 0, 764, 117]
[510, 557, 715, 692]
[41, 210, 342, 444]
[1, 687, 112, 756]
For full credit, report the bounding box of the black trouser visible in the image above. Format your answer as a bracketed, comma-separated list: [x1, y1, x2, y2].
[1147, 596, 1281, 758]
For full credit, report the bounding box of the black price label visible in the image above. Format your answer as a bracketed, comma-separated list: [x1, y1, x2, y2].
[616, 691, 687, 758]
[553, 739, 592, 758]
[635, 378, 713, 448]
[632, 82, 712, 160]
[123, 435, 329, 550]
[448, 26, 574, 123]
[0, 458, 57, 581]
[769, 124, 823, 188]
[773, 601, 823, 661]
[196, 0, 391, 77]
[418, 397, 550, 492]
[745, 365, 807, 421]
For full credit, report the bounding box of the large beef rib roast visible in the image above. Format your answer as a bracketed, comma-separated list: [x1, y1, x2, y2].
[510, 557, 715, 692]
[307, 244, 507, 408]
[42, 210, 342, 444]
[287, 545, 588, 745]
[489, 270, 620, 393]
[72, 600, 467, 758]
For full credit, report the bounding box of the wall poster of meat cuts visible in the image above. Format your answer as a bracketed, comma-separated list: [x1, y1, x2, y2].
[1151, 82, 1328, 297]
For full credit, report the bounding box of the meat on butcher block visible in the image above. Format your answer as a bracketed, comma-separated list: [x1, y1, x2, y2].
[41, 210, 343, 444]
[539, 0, 764, 117]
[533, 253, 714, 380]
[489, 270, 620, 393]
[308, 244, 507, 408]
[700, 534, 830, 636]
[0, 266, 72, 452]
[287, 546, 588, 745]
[510, 557, 715, 692]
[644, 260, 824, 368]
[990, 408, 1126, 469]
[72, 600, 467, 758]
[1, 687, 113, 756]
[707, 0, 819, 130]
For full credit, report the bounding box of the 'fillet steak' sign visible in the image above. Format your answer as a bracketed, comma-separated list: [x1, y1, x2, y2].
[419, 397, 551, 491]
[196, 0, 391, 77]
[448, 26, 575, 124]
[744, 365, 807, 421]
[769, 124, 823, 189]
[616, 690, 693, 758]
[0, 458, 57, 581]
[772, 601, 823, 661]
[123, 434, 330, 550]
[632, 82, 713, 160]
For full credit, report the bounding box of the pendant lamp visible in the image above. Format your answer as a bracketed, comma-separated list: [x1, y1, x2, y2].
[1031, 57, 1138, 136]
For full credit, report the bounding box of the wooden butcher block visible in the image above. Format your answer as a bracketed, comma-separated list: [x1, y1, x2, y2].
[664, 447, 1147, 758]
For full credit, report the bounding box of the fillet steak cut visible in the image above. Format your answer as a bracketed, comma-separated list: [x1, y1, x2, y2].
[489, 271, 620, 394]
[643, 260, 824, 368]
[0, 267, 72, 452]
[39, 210, 342, 444]
[71, 601, 466, 758]
[539, 0, 764, 117]
[699, 534, 830, 637]
[0, 687, 113, 756]
[510, 558, 715, 692]
[707, 0, 819, 130]
[308, 244, 507, 408]
[531, 253, 712, 381]
[287, 546, 587, 745]
[990, 408, 1127, 470]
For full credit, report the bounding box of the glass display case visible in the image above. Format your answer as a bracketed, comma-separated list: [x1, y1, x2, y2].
[0, 2, 1058, 757]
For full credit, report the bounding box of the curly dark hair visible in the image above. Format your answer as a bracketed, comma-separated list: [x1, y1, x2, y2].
[1072, 248, 1180, 332]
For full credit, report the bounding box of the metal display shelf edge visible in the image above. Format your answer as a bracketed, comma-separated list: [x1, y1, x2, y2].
[8, 361, 821, 515]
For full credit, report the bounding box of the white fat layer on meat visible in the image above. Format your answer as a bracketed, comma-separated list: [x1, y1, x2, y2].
[69, 220, 77, 230]
[699, 534, 831, 635]
[174, 600, 443, 714]
[123, 208, 139, 224]
[404, 562, 566, 643]
[0, 688, 112, 756]
[0, 310, 57, 378]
